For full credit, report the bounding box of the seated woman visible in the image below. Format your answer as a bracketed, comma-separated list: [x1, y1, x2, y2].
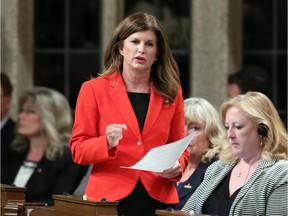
[174, 97, 227, 210]
[182, 92, 288, 215]
[1, 87, 86, 205]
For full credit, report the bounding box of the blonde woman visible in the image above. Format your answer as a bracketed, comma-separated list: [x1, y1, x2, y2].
[182, 92, 288, 215]
[2, 87, 85, 205]
[175, 97, 227, 210]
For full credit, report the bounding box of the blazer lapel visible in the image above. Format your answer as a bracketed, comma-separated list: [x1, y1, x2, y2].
[109, 73, 141, 139]
[231, 158, 275, 210]
[141, 85, 164, 137]
[196, 163, 234, 213]
[109, 73, 164, 139]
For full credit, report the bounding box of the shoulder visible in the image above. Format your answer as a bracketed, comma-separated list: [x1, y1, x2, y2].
[82, 76, 109, 89]
[80, 72, 122, 91]
[207, 160, 233, 171]
[264, 160, 288, 179]
[203, 160, 233, 179]
[6, 118, 15, 127]
[52, 147, 74, 164]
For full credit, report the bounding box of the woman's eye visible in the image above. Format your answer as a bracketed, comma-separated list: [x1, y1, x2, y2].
[188, 126, 198, 131]
[225, 125, 243, 130]
[235, 125, 243, 130]
[131, 40, 139, 44]
[146, 42, 154, 47]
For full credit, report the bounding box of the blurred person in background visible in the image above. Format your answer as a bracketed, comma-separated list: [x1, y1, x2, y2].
[1, 73, 16, 171]
[227, 64, 271, 99]
[1, 87, 86, 205]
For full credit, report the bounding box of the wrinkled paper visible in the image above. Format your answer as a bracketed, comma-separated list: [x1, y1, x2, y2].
[121, 133, 195, 172]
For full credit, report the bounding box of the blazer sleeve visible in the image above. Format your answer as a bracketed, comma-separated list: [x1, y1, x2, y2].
[168, 88, 189, 180]
[266, 182, 288, 215]
[265, 162, 288, 215]
[70, 81, 112, 165]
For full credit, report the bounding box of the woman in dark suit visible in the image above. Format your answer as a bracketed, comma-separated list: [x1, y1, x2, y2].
[2, 87, 85, 205]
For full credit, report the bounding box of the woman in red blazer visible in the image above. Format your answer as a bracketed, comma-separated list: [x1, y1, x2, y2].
[70, 12, 189, 216]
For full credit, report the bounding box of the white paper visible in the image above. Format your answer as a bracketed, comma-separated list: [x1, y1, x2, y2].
[121, 133, 195, 172]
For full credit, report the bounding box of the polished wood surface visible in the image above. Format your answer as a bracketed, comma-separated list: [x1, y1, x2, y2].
[30, 195, 118, 216]
[1, 184, 26, 216]
[1, 184, 47, 216]
[155, 209, 211, 216]
[53, 195, 118, 216]
[156, 210, 190, 216]
[1, 184, 26, 203]
[30, 207, 79, 216]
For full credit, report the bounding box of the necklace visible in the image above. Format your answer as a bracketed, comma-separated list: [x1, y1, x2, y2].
[236, 149, 261, 183]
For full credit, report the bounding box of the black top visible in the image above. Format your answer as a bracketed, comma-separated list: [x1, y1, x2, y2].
[202, 171, 241, 216]
[127, 92, 150, 132]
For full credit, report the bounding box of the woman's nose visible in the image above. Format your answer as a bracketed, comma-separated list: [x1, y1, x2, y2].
[227, 128, 235, 138]
[138, 43, 145, 53]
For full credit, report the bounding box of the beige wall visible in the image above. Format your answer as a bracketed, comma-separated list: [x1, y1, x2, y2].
[1, 0, 34, 119]
[190, 0, 242, 109]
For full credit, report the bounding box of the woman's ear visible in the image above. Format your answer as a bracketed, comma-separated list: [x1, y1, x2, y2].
[118, 45, 124, 56]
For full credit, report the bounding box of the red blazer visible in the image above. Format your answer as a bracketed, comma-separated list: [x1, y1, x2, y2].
[70, 72, 189, 203]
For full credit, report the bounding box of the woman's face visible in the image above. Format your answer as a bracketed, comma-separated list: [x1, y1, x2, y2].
[119, 30, 157, 74]
[185, 120, 210, 158]
[224, 106, 260, 160]
[17, 100, 42, 137]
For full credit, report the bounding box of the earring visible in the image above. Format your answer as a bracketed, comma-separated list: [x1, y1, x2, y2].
[260, 136, 263, 146]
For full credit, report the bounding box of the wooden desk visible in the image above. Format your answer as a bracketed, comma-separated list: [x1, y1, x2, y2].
[1, 184, 26, 216]
[1, 184, 26, 203]
[155, 209, 211, 216]
[30, 195, 118, 216]
[1, 184, 47, 216]
[30, 206, 79, 216]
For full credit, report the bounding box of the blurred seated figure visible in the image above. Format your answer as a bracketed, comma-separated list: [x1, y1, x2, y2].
[182, 92, 288, 215]
[227, 72, 243, 98]
[227, 64, 271, 99]
[1, 87, 85, 205]
[174, 97, 227, 210]
[1, 73, 16, 168]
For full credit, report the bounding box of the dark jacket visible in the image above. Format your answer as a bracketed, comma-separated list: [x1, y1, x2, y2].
[1, 118, 16, 162]
[174, 158, 218, 210]
[1, 146, 85, 205]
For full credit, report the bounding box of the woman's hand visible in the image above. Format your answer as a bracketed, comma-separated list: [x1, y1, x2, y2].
[156, 161, 181, 179]
[105, 124, 127, 149]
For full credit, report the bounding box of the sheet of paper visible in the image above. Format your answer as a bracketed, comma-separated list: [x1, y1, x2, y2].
[121, 133, 195, 172]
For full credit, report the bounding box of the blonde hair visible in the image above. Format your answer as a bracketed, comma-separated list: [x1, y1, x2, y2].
[219, 91, 288, 162]
[99, 12, 180, 103]
[184, 97, 227, 163]
[12, 87, 72, 160]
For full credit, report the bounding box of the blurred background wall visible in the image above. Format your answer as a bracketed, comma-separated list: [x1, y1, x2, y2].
[1, 0, 287, 126]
